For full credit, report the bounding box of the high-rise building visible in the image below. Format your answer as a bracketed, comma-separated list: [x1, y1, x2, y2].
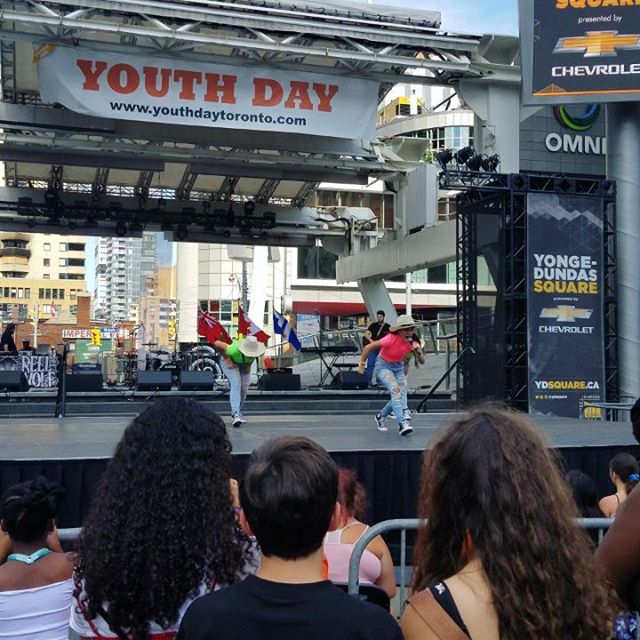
[94, 233, 158, 322]
[0, 231, 87, 323]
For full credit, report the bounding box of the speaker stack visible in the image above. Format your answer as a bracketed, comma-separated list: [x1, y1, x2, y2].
[178, 371, 214, 391]
[0, 371, 28, 392]
[258, 372, 301, 391]
[136, 370, 173, 391]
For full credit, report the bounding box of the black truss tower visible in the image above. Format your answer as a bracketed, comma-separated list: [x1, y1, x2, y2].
[450, 171, 617, 412]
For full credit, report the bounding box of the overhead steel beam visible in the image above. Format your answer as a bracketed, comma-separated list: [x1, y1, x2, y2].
[190, 162, 369, 185]
[0, 146, 166, 171]
[0, 10, 476, 75]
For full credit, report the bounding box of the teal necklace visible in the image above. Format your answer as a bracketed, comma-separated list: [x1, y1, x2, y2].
[7, 548, 51, 564]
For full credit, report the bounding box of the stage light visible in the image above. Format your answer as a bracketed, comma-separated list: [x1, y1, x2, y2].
[454, 146, 474, 166]
[129, 221, 143, 232]
[158, 198, 166, 211]
[466, 154, 483, 171]
[114, 220, 127, 237]
[26, 217, 36, 229]
[44, 188, 58, 207]
[244, 200, 256, 215]
[160, 222, 174, 232]
[263, 211, 276, 228]
[175, 224, 188, 241]
[481, 154, 500, 172]
[17, 197, 32, 216]
[435, 149, 453, 170]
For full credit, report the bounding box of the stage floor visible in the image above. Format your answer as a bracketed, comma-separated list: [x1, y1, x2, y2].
[0, 411, 635, 461]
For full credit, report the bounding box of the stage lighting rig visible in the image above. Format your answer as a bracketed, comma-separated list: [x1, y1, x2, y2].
[175, 224, 188, 241]
[454, 146, 474, 166]
[466, 154, 484, 171]
[481, 154, 500, 172]
[114, 220, 128, 237]
[435, 149, 453, 171]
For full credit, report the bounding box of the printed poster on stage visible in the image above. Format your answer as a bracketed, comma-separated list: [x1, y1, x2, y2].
[35, 45, 378, 139]
[527, 192, 605, 419]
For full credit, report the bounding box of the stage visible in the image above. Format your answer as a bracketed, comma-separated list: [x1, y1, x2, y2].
[0, 411, 637, 530]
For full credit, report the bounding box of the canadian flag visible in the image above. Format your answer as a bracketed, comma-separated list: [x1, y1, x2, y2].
[238, 306, 270, 343]
[197, 308, 231, 344]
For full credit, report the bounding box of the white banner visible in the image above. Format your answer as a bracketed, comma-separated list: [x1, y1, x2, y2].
[36, 45, 378, 139]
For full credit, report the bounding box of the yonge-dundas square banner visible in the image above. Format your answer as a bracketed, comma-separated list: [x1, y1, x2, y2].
[36, 45, 378, 139]
[527, 193, 605, 419]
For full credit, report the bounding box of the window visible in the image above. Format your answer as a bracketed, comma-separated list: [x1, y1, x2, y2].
[68, 243, 85, 252]
[45, 288, 51, 299]
[39, 288, 44, 299]
[43, 274, 50, 280]
[25, 289, 30, 299]
[59, 258, 66, 267]
[2, 288, 8, 298]
[297, 247, 337, 280]
[59, 289, 65, 300]
[59, 243, 67, 251]
[17, 288, 23, 299]
[52, 289, 58, 299]
[43, 243, 51, 251]
[43, 258, 50, 267]
[9, 288, 16, 299]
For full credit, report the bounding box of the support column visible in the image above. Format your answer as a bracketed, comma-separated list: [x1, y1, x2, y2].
[357, 277, 397, 324]
[606, 103, 640, 399]
[176, 242, 199, 343]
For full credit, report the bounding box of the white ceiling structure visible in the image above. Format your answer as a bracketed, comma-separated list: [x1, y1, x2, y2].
[0, 0, 499, 245]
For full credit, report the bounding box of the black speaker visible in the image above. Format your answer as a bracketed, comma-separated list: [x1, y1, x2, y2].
[66, 371, 104, 392]
[333, 371, 368, 390]
[178, 370, 214, 391]
[258, 373, 301, 391]
[0, 370, 28, 391]
[136, 370, 172, 391]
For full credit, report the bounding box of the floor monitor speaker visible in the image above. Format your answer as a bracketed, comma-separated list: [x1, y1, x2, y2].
[178, 370, 214, 391]
[136, 370, 172, 391]
[0, 370, 28, 391]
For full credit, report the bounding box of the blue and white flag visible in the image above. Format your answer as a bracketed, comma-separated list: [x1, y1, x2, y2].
[273, 309, 302, 351]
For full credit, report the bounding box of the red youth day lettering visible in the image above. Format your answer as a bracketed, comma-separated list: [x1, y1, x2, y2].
[253, 78, 284, 107]
[76, 59, 107, 91]
[253, 78, 341, 111]
[107, 63, 140, 94]
[204, 74, 237, 104]
[144, 67, 172, 98]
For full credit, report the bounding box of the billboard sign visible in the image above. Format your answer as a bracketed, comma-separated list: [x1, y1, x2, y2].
[520, 0, 640, 104]
[527, 192, 605, 418]
[36, 45, 378, 139]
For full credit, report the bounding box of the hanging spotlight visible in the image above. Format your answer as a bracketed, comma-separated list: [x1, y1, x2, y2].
[114, 220, 127, 237]
[454, 146, 474, 166]
[481, 154, 500, 172]
[175, 224, 189, 241]
[434, 149, 453, 171]
[466, 154, 483, 171]
[244, 200, 256, 215]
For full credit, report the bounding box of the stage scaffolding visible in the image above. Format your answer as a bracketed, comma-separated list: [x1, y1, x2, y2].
[449, 171, 617, 412]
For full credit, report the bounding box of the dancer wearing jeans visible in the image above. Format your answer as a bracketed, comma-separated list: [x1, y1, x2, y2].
[214, 335, 265, 427]
[358, 315, 417, 436]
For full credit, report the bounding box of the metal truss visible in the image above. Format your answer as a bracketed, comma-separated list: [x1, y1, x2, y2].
[0, 1, 485, 90]
[456, 171, 616, 412]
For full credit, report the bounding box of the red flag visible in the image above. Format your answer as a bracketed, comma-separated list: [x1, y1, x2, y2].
[197, 309, 231, 344]
[238, 306, 270, 343]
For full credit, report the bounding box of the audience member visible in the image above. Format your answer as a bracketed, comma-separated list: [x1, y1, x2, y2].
[71, 398, 251, 639]
[402, 406, 617, 640]
[177, 436, 402, 640]
[0, 476, 73, 640]
[597, 481, 640, 611]
[599, 453, 640, 518]
[323, 467, 396, 599]
[631, 398, 640, 444]
[566, 470, 605, 518]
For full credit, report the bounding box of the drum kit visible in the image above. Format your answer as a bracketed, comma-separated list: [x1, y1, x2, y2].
[114, 343, 227, 388]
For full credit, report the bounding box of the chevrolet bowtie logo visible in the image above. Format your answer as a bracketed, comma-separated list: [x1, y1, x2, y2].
[540, 306, 593, 322]
[554, 31, 640, 58]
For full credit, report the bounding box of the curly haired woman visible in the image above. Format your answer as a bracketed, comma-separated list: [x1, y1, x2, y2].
[401, 406, 617, 640]
[71, 398, 252, 639]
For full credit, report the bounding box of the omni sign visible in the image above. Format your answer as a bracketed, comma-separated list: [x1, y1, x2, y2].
[545, 104, 605, 155]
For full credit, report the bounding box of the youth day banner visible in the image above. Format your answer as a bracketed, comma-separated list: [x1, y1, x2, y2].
[527, 193, 605, 418]
[36, 45, 378, 139]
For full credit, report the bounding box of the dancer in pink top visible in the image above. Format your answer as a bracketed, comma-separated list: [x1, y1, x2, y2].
[358, 315, 418, 436]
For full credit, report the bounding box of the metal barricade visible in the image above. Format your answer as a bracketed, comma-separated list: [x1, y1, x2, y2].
[347, 517, 614, 607]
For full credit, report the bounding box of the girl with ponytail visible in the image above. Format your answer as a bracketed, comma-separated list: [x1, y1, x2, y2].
[599, 453, 640, 518]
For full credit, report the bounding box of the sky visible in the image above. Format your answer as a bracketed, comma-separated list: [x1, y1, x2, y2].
[375, 0, 518, 35]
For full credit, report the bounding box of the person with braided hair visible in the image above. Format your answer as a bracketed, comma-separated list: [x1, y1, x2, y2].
[0, 476, 73, 639]
[71, 398, 254, 640]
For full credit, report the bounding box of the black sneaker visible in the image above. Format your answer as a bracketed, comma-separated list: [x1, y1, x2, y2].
[374, 413, 388, 432]
[398, 421, 413, 436]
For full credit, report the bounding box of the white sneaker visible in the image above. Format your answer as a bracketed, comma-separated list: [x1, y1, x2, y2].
[403, 409, 412, 421]
[399, 421, 413, 436]
[232, 413, 243, 428]
[374, 413, 388, 432]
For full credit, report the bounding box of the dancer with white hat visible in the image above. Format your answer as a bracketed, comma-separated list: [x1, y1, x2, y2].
[213, 335, 266, 427]
[358, 315, 418, 436]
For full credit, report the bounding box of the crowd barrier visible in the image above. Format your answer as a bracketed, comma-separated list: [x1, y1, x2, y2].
[346, 517, 614, 607]
[60, 517, 614, 610]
